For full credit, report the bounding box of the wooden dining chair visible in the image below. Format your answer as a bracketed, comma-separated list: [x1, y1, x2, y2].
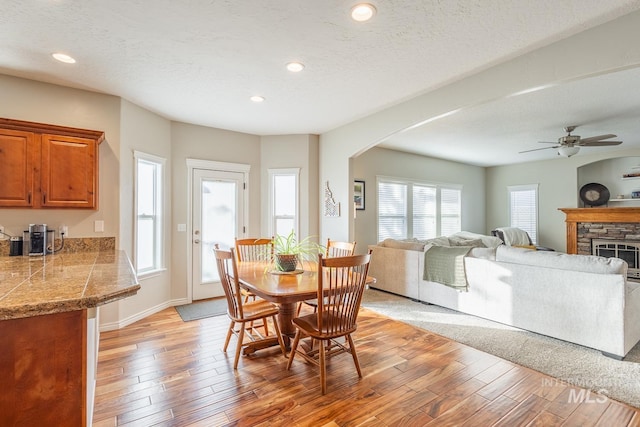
[286, 251, 371, 395]
[234, 237, 274, 303]
[297, 239, 357, 316]
[235, 237, 274, 263]
[325, 238, 357, 258]
[214, 246, 285, 369]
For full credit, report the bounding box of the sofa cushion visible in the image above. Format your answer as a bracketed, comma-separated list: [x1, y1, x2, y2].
[379, 238, 425, 251]
[450, 231, 504, 248]
[495, 246, 628, 275]
[466, 247, 497, 260]
[448, 236, 486, 248]
[421, 236, 451, 247]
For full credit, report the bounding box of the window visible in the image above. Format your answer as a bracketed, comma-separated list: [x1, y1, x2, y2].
[377, 177, 461, 241]
[508, 184, 538, 244]
[134, 151, 165, 275]
[268, 168, 299, 239]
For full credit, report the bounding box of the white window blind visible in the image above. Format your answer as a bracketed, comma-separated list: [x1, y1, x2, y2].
[378, 177, 461, 241]
[412, 185, 436, 239]
[441, 188, 462, 236]
[378, 181, 407, 240]
[508, 184, 538, 244]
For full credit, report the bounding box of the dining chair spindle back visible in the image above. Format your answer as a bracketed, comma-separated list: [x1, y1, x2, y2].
[286, 250, 372, 394]
[214, 246, 285, 369]
[297, 239, 356, 316]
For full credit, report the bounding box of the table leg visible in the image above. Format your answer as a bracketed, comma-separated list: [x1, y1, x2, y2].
[277, 302, 297, 337]
[277, 302, 300, 349]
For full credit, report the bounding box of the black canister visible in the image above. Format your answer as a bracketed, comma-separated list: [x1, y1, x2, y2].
[9, 236, 23, 256]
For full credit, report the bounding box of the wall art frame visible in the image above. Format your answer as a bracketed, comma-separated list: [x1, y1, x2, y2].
[354, 180, 365, 210]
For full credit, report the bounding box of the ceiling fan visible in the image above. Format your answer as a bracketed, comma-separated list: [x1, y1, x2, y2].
[520, 125, 622, 157]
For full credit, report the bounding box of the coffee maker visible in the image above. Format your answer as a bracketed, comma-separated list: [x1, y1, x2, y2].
[28, 224, 48, 256]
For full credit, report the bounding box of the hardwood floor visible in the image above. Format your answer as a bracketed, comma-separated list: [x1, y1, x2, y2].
[93, 302, 640, 426]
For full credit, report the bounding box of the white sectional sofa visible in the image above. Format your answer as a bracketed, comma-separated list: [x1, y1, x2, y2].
[368, 233, 640, 359]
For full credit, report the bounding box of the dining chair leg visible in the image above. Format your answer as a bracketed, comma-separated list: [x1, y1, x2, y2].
[319, 340, 327, 395]
[272, 316, 286, 356]
[233, 325, 245, 370]
[286, 330, 303, 370]
[223, 321, 234, 352]
[346, 334, 362, 378]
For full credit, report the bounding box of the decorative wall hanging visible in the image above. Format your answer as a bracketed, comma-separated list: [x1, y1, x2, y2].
[354, 180, 365, 210]
[324, 181, 340, 217]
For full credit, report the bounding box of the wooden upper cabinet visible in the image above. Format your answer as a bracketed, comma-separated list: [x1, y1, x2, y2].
[0, 129, 37, 207]
[41, 134, 98, 208]
[0, 118, 104, 210]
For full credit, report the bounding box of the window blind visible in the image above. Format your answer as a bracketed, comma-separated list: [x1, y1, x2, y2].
[412, 185, 436, 239]
[441, 188, 462, 236]
[509, 185, 538, 244]
[378, 181, 407, 240]
[377, 178, 462, 241]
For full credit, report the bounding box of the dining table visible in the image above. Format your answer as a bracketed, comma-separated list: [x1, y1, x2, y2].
[234, 259, 375, 351]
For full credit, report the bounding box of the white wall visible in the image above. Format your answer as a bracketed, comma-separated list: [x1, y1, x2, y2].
[101, 99, 173, 329]
[353, 147, 486, 252]
[319, 10, 640, 245]
[0, 74, 121, 240]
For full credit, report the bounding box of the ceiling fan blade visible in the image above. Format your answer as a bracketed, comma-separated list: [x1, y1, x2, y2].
[519, 146, 558, 154]
[537, 141, 558, 144]
[579, 140, 623, 147]
[579, 134, 617, 143]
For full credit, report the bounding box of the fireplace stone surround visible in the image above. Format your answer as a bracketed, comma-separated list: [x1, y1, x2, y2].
[559, 207, 640, 254]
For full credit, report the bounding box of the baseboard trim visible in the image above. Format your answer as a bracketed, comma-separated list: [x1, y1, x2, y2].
[601, 351, 624, 360]
[99, 298, 190, 331]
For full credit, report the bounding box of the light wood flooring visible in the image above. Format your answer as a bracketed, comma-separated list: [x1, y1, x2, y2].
[93, 301, 640, 426]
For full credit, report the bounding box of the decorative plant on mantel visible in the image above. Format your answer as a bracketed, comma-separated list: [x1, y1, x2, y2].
[272, 230, 324, 272]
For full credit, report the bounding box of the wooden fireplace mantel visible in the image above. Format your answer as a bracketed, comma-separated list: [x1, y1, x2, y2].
[559, 207, 640, 254]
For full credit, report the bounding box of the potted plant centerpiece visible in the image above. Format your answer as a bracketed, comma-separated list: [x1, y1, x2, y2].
[272, 230, 324, 272]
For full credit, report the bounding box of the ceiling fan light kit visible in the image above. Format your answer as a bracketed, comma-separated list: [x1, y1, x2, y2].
[520, 125, 623, 157]
[558, 145, 580, 157]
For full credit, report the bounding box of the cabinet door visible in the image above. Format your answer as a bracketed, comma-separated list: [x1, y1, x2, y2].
[0, 129, 36, 207]
[41, 134, 98, 209]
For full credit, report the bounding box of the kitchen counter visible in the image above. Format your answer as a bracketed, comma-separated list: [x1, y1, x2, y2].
[0, 250, 139, 320]
[0, 250, 139, 426]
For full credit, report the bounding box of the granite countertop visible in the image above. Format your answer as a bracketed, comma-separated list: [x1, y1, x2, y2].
[0, 250, 140, 321]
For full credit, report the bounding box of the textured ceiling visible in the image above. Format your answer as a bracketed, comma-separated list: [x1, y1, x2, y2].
[2, 1, 640, 165]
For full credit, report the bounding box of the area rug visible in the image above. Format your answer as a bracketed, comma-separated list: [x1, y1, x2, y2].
[361, 288, 640, 408]
[175, 298, 227, 321]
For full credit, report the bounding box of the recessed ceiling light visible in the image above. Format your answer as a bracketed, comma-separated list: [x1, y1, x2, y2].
[52, 53, 76, 64]
[351, 3, 376, 22]
[286, 62, 305, 72]
[250, 95, 265, 103]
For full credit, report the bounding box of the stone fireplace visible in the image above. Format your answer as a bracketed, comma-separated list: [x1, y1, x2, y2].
[560, 208, 640, 279]
[559, 208, 640, 253]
